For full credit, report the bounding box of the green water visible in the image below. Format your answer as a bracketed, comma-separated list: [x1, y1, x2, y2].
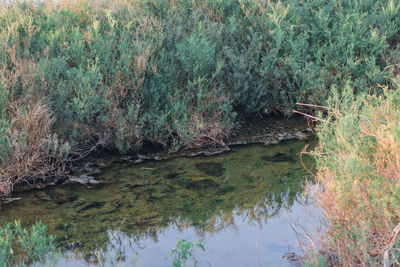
[0, 139, 316, 266]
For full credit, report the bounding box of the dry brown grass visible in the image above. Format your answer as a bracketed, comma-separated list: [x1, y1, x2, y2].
[0, 36, 68, 195]
[306, 88, 400, 266]
[0, 100, 67, 196]
[184, 110, 231, 149]
[179, 89, 233, 150]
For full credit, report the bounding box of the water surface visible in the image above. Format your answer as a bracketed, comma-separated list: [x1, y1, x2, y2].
[0, 139, 315, 266]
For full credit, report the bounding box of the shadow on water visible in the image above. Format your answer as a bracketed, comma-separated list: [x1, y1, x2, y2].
[0, 138, 316, 266]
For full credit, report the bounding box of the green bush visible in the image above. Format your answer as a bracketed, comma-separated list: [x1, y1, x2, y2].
[0, 0, 399, 193]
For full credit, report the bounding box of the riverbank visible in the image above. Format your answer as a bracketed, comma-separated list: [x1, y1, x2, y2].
[4, 117, 313, 198]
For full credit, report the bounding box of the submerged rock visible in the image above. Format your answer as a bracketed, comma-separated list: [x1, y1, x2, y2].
[263, 152, 295, 163]
[0, 198, 21, 204]
[78, 201, 106, 213]
[46, 189, 77, 205]
[195, 162, 225, 176]
[125, 177, 161, 189]
[66, 175, 103, 186]
[165, 172, 182, 179]
[186, 178, 218, 189]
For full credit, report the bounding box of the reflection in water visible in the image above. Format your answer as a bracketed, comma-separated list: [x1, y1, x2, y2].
[0, 139, 315, 266]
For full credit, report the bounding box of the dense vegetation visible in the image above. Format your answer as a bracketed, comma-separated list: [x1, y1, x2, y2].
[306, 76, 400, 266]
[1, 0, 399, 195]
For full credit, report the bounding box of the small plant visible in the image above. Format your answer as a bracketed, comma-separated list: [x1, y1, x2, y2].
[0, 224, 13, 266]
[0, 221, 59, 267]
[168, 239, 205, 267]
[17, 221, 57, 263]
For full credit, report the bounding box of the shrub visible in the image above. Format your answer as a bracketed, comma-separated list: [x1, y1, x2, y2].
[0, 99, 69, 195]
[308, 78, 400, 265]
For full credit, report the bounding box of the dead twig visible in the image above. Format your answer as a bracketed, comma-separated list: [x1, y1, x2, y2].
[294, 103, 388, 125]
[295, 103, 328, 110]
[383, 63, 400, 72]
[292, 109, 328, 122]
[383, 221, 400, 267]
[300, 144, 317, 179]
[67, 130, 111, 162]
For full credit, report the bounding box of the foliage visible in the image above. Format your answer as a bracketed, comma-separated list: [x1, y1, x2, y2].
[0, 221, 59, 267]
[0, 0, 400, 194]
[308, 77, 400, 265]
[168, 239, 205, 267]
[0, 223, 13, 266]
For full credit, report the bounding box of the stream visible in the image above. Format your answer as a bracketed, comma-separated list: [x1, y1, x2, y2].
[0, 120, 318, 267]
